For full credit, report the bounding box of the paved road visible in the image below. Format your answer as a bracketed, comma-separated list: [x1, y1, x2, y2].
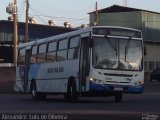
[0, 81, 160, 120]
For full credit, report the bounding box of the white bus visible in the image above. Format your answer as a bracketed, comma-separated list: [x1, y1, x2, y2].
[14, 26, 144, 102]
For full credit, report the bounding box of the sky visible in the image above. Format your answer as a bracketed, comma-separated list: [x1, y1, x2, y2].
[1, 0, 160, 27]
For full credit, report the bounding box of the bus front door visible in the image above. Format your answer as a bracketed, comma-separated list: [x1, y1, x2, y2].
[79, 36, 90, 91]
[23, 49, 30, 92]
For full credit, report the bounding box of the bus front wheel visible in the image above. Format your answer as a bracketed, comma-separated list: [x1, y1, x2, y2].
[115, 92, 122, 102]
[64, 79, 78, 102]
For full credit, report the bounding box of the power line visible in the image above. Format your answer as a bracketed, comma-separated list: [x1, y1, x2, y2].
[29, 0, 91, 22]
[24, 1, 90, 26]
[29, 6, 48, 24]
[37, 0, 91, 14]
[19, 1, 25, 21]
[29, 4, 88, 26]
[31, 14, 88, 21]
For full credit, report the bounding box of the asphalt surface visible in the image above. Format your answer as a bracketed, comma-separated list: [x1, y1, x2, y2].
[0, 81, 159, 120]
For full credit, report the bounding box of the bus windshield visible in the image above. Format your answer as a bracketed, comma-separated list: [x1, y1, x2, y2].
[92, 36, 143, 71]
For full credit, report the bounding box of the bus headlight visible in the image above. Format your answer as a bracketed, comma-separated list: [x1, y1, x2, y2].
[89, 77, 94, 81]
[89, 77, 97, 82]
[89, 77, 104, 84]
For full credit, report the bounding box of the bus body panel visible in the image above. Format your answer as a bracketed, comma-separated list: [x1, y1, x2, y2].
[29, 60, 79, 93]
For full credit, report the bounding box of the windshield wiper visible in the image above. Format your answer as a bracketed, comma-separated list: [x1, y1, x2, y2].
[105, 35, 117, 56]
[125, 37, 132, 54]
[125, 37, 132, 61]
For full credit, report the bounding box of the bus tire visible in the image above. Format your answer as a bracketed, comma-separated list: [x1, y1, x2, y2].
[115, 92, 122, 102]
[30, 82, 46, 100]
[65, 78, 78, 102]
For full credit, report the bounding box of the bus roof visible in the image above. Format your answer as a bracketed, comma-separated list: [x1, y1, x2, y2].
[18, 26, 142, 49]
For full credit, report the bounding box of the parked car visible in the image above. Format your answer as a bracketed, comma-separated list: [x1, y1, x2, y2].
[150, 68, 160, 81]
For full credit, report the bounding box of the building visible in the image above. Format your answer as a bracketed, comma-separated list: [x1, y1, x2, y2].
[0, 20, 75, 66]
[89, 5, 160, 80]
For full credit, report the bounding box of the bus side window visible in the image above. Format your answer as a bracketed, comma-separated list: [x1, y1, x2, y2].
[37, 44, 47, 63]
[47, 41, 57, 62]
[30, 45, 37, 64]
[68, 36, 80, 60]
[17, 48, 26, 65]
[57, 39, 68, 61]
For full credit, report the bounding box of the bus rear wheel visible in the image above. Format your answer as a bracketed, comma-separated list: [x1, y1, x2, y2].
[30, 82, 46, 100]
[64, 79, 78, 102]
[115, 92, 122, 102]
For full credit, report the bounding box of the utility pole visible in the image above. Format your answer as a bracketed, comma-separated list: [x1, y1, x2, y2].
[13, 0, 18, 67]
[6, 0, 18, 67]
[94, 2, 99, 26]
[25, 0, 29, 42]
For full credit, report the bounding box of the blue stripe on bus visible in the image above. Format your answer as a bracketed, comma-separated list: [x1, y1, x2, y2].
[89, 81, 144, 94]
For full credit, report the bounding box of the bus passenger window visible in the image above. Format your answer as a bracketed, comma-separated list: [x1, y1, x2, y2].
[68, 48, 79, 59]
[47, 42, 57, 62]
[70, 36, 80, 48]
[30, 45, 37, 64]
[57, 50, 67, 61]
[48, 42, 57, 52]
[57, 39, 68, 61]
[37, 44, 47, 63]
[58, 39, 68, 50]
[47, 52, 56, 62]
[68, 36, 80, 60]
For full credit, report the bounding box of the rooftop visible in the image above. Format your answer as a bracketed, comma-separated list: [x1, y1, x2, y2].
[89, 5, 160, 14]
[0, 20, 76, 30]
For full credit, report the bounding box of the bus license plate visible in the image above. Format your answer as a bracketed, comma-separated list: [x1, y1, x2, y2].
[114, 87, 123, 91]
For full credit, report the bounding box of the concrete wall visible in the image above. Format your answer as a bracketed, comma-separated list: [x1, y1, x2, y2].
[0, 67, 16, 93]
[142, 12, 160, 42]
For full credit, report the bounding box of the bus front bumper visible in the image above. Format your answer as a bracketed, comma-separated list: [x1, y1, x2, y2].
[89, 82, 144, 94]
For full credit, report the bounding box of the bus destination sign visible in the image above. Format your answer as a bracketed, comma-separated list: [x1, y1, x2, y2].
[93, 28, 142, 38]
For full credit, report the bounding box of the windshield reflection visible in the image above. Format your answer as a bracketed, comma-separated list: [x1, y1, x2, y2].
[92, 37, 143, 71]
